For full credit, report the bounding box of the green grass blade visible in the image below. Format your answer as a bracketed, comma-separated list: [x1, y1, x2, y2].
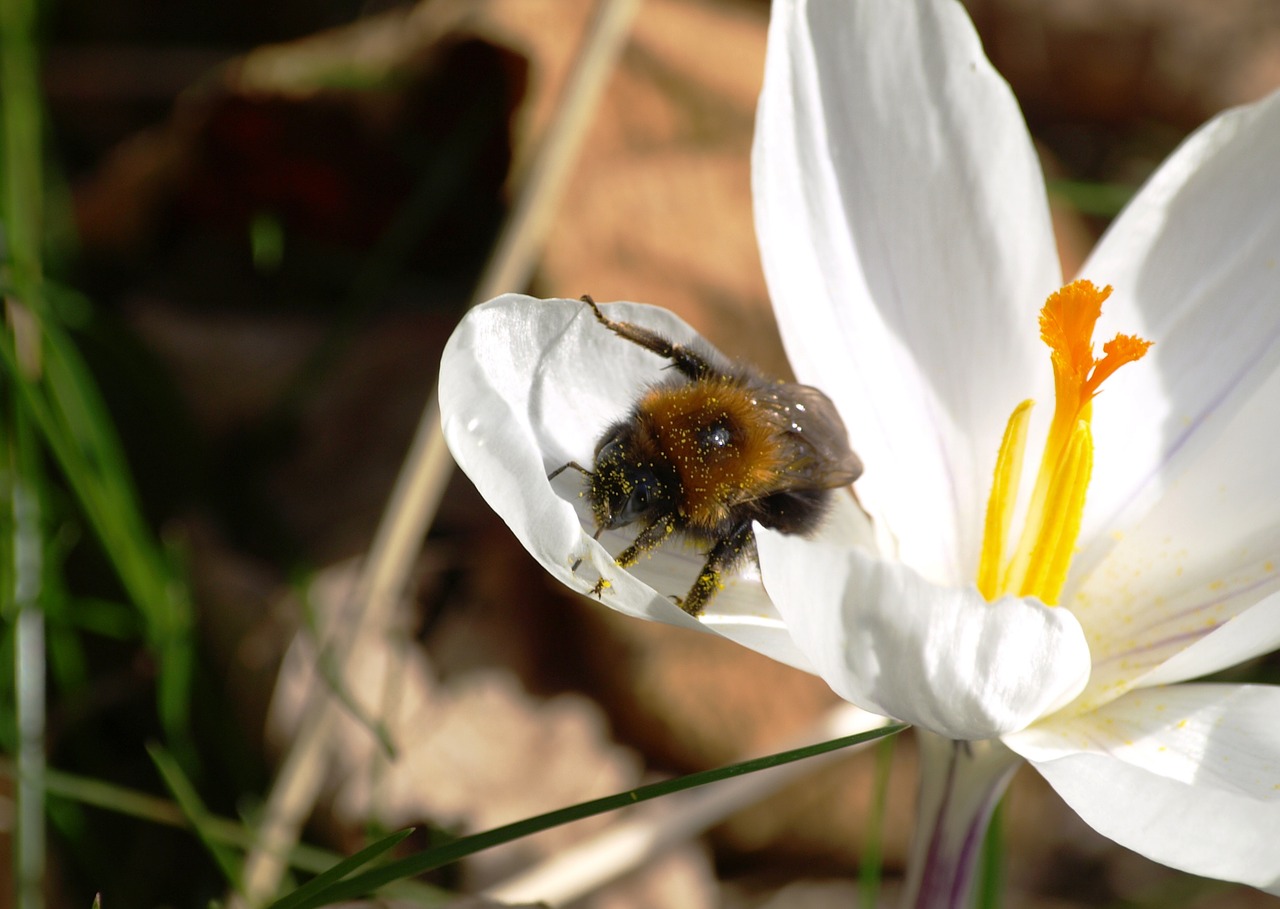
[858, 732, 896, 909]
[40, 316, 194, 617]
[2, 0, 50, 893]
[0, 323, 197, 749]
[313, 640, 397, 759]
[0, 0, 43, 297]
[973, 799, 1005, 909]
[273, 723, 908, 909]
[148, 744, 244, 890]
[266, 829, 416, 909]
[0, 756, 447, 903]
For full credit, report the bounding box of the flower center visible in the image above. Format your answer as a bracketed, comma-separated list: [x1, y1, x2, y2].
[977, 280, 1152, 605]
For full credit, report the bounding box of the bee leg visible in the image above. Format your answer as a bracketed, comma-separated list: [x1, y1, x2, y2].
[680, 522, 754, 617]
[612, 513, 678, 568]
[580, 515, 672, 602]
[580, 295, 715, 381]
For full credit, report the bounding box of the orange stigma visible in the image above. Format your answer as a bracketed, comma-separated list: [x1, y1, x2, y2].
[1040, 281, 1153, 442]
[978, 280, 1152, 605]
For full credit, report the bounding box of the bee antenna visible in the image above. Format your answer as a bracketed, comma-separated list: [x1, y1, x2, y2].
[548, 461, 591, 482]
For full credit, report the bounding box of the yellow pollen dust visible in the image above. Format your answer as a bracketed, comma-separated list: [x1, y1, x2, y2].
[977, 280, 1151, 605]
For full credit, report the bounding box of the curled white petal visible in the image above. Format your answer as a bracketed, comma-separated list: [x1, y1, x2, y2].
[1008, 684, 1280, 891]
[757, 527, 1090, 740]
[439, 294, 822, 670]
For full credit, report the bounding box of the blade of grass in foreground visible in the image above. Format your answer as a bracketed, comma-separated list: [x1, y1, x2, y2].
[858, 730, 896, 909]
[265, 829, 415, 909]
[42, 320, 196, 743]
[974, 799, 1006, 909]
[0, 756, 449, 903]
[149, 744, 245, 890]
[268, 722, 908, 909]
[2, 0, 50, 905]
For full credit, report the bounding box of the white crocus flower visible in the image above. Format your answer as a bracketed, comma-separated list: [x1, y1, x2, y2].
[752, 0, 1280, 902]
[439, 0, 1280, 900]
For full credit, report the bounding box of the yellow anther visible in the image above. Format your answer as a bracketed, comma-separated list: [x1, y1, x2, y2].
[1014, 420, 1093, 605]
[978, 399, 1033, 601]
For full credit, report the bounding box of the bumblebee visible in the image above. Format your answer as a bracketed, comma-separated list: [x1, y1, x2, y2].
[551, 296, 862, 616]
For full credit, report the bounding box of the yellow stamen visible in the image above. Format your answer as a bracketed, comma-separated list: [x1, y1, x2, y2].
[980, 280, 1150, 604]
[1016, 420, 1092, 605]
[978, 399, 1033, 601]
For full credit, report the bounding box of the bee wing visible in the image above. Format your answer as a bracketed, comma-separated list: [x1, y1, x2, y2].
[758, 383, 863, 489]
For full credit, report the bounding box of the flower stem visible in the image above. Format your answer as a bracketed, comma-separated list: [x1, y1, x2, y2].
[902, 732, 1021, 909]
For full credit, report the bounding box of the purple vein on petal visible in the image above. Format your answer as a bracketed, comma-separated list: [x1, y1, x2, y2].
[1092, 625, 1220, 668]
[1076, 308, 1280, 583]
[1094, 568, 1280, 661]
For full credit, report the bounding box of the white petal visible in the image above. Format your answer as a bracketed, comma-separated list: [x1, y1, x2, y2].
[756, 527, 1090, 740]
[1008, 684, 1280, 891]
[438, 295, 816, 669]
[1069, 586, 1280, 717]
[1065, 357, 1280, 711]
[1075, 86, 1280, 570]
[753, 0, 1061, 585]
[1133, 590, 1280, 688]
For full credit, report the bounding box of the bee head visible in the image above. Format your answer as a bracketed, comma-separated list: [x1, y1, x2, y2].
[589, 430, 673, 530]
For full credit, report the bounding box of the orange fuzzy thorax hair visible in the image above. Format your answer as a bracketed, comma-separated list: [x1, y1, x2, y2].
[636, 377, 786, 530]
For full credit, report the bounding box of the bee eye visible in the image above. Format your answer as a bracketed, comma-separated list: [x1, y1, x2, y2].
[616, 469, 660, 525]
